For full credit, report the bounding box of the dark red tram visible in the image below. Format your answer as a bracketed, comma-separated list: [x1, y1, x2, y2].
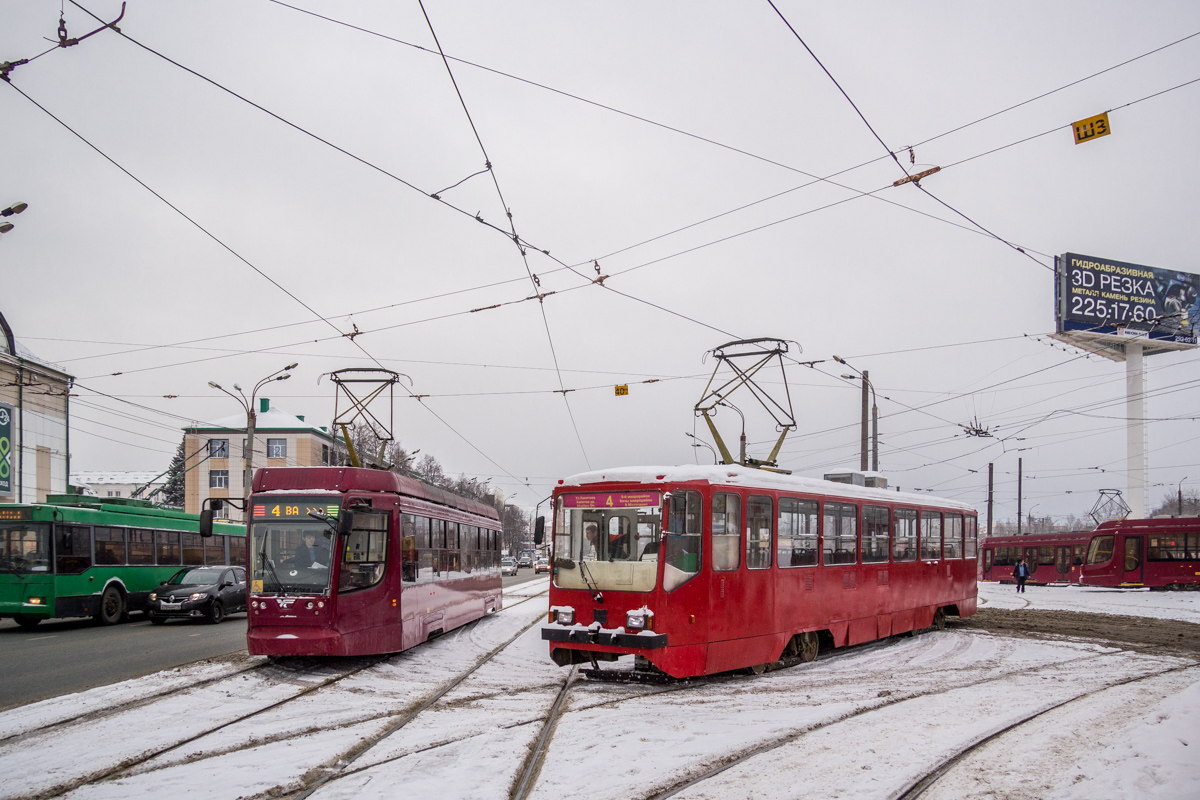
[980, 531, 1092, 585]
[1080, 517, 1200, 590]
[238, 466, 504, 657]
[541, 466, 978, 679]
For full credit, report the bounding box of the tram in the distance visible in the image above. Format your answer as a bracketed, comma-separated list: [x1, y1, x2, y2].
[1081, 517, 1199, 590]
[979, 531, 1091, 585]
[541, 465, 978, 679]
[214, 466, 503, 657]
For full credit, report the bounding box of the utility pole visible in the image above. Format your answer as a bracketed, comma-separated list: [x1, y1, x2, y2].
[1017, 457, 1023, 535]
[860, 370, 869, 472]
[987, 462, 994, 536]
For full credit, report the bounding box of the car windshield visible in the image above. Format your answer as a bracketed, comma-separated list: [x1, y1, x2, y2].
[552, 491, 661, 593]
[170, 568, 224, 586]
[250, 519, 335, 596]
[0, 524, 51, 575]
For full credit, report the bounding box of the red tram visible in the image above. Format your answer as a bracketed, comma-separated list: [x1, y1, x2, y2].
[222, 466, 503, 657]
[541, 466, 978, 679]
[1081, 517, 1200, 590]
[979, 531, 1092, 585]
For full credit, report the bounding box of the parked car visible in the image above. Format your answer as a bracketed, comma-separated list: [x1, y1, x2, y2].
[501, 557, 518, 576]
[534, 557, 551, 575]
[147, 565, 247, 624]
[517, 554, 534, 569]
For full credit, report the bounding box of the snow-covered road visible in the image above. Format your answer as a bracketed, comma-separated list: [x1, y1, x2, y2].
[0, 579, 1195, 800]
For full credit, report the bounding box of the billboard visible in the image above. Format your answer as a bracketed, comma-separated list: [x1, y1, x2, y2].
[1054, 253, 1200, 359]
[0, 402, 12, 496]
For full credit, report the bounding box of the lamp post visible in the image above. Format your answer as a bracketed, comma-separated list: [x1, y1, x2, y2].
[1179, 477, 1188, 517]
[208, 363, 298, 520]
[833, 356, 877, 472]
[0, 201, 28, 235]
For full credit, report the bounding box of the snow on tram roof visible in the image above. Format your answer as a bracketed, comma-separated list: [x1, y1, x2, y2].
[559, 464, 977, 512]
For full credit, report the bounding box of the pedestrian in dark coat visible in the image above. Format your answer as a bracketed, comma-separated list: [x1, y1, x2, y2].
[1013, 558, 1030, 593]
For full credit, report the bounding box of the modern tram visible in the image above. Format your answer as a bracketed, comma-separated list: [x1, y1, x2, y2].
[541, 465, 979, 679]
[979, 531, 1091, 586]
[1080, 517, 1199, 590]
[222, 466, 504, 657]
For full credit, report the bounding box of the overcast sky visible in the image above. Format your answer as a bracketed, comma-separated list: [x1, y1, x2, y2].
[3, 0, 1198, 522]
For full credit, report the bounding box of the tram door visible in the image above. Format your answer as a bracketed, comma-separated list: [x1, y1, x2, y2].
[982, 549, 992, 579]
[1055, 547, 1071, 581]
[1122, 536, 1144, 584]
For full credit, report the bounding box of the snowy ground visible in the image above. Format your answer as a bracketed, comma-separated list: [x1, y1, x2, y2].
[979, 578, 1200, 623]
[0, 578, 1195, 800]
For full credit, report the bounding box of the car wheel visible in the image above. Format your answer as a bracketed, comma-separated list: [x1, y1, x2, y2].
[95, 585, 124, 626]
[13, 615, 41, 629]
[148, 614, 166, 625]
[206, 601, 225, 625]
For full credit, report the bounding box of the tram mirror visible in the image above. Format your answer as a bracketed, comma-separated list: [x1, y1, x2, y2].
[337, 509, 356, 536]
[199, 509, 214, 538]
[534, 516, 545, 546]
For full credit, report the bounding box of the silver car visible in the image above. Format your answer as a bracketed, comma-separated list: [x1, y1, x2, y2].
[501, 557, 518, 576]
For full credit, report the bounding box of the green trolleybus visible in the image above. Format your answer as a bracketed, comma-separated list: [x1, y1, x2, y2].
[0, 495, 245, 629]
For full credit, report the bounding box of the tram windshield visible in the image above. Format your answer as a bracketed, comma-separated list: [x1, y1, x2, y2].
[553, 492, 661, 594]
[0, 524, 50, 575]
[250, 520, 335, 596]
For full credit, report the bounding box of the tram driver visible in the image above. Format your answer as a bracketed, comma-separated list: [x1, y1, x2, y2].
[294, 531, 330, 569]
[583, 523, 599, 561]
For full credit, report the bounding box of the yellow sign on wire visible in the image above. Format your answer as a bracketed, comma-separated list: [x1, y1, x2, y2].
[1073, 112, 1111, 145]
[614, 384, 629, 396]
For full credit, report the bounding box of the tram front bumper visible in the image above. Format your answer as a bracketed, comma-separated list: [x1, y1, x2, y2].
[542, 626, 668, 649]
[248, 625, 345, 656]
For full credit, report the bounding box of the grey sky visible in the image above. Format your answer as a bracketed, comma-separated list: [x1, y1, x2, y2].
[3, 0, 1198, 521]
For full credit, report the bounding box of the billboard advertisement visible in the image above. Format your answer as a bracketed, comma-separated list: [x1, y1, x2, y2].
[1056, 253, 1200, 347]
[0, 402, 12, 496]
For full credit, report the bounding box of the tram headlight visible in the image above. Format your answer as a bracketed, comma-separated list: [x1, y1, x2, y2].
[555, 609, 575, 626]
[626, 610, 653, 631]
[306, 602, 314, 609]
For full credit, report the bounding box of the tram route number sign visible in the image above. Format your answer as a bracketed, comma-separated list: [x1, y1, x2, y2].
[1057, 253, 1200, 345]
[1072, 112, 1110, 145]
[252, 498, 341, 520]
[561, 491, 661, 509]
[0, 402, 12, 496]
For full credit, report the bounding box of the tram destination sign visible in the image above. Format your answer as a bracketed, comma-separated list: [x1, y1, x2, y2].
[1054, 253, 1199, 360]
[561, 491, 661, 509]
[252, 497, 340, 520]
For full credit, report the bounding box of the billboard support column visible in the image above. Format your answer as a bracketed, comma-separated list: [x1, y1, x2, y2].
[1126, 341, 1147, 517]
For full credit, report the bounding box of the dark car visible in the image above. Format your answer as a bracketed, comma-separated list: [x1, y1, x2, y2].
[147, 565, 247, 624]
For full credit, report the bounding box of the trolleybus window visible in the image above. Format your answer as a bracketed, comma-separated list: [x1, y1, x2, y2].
[340, 512, 388, 593]
[964, 516, 978, 559]
[664, 490, 702, 591]
[182, 534, 204, 566]
[920, 512, 942, 561]
[1086, 535, 1115, 565]
[205, 535, 226, 565]
[777, 497, 818, 567]
[552, 492, 662, 593]
[94, 527, 126, 566]
[157, 531, 182, 565]
[823, 503, 857, 566]
[892, 508, 917, 562]
[56, 525, 91, 575]
[861, 506, 889, 563]
[746, 496, 773, 570]
[944, 514, 963, 559]
[128, 529, 155, 565]
[712, 493, 741, 572]
[1, 523, 50, 574]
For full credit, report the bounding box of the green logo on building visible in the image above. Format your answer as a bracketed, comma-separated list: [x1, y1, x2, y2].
[0, 402, 12, 495]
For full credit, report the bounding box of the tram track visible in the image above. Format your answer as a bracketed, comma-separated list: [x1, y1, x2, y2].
[643, 643, 1193, 800]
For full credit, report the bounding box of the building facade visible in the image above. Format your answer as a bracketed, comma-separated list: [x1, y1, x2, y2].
[182, 398, 336, 521]
[71, 471, 167, 501]
[0, 311, 73, 504]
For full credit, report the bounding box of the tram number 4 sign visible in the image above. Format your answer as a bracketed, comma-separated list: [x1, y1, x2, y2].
[1073, 112, 1111, 145]
[0, 402, 12, 496]
[614, 384, 629, 396]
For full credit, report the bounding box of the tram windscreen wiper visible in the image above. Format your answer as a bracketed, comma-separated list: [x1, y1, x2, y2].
[260, 548, 287, 595]
[578, 558, 603, 603]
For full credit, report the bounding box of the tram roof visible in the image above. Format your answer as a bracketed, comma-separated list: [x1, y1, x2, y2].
[559, 465, 978, 512]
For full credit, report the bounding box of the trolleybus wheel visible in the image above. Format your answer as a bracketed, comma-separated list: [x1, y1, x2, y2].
[931, 608, 946, 631]
[96, 586, 124, 626]
[798, 631, 819, 663]
[206, 601, 225, 625]
[13, 615, 41, 629]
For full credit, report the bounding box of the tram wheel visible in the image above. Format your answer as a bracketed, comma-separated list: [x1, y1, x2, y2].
[206, 601, 225, 625]
[96, 586, 124, 626]
[13, 615, 41, 629]
[931, 608, 946, 631]
[798, 631, 819, 663]
[749, 663, 768, 675]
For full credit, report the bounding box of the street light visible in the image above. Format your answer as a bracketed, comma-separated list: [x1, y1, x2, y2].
[1179, 477, 1188, 517]
[0, 201, 28, 235]
[833, 355, 878, 472]
[208, 362, 298, 519]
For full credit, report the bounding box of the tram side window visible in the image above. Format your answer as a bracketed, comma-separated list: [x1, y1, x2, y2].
[1072, 544, 1085, 566]
[777, 497, 818, 567]
[229, 536, 247, 567]
[964, 516, 978, 559]
[128, 529, 155, 565]
[823, 503, 857, 566]
[157, 531, 182, 565]
[205, 534, 227, 565]
[992, 546, 1019, 567]
[94, 526, 127, 565]
[861, 506, 890, 564]
[746, 496, 773, 569]
[340, 512, 388, 593]
[892, 509, 917, 562]
[415, 516, 435, 583]
[1037, 545, 1054, 565]
[1086, 535, 1115, 565]
[920, 512, 942, 560]
[664, 490, 702, 591]
[944, 514, 963, 559]
[55, 525, 92, 574]
[711, 493, 741, 572]
[1146, 535, 1193, 561]
[401, 514, 418, 584]
[182, 534, 205, 565]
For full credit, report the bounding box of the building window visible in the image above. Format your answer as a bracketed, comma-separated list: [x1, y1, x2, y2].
[267, 439, 286, 459]
[210, 470, 229, 489]
[322, 444, 330, 465]
[210, 439, 229, 458]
